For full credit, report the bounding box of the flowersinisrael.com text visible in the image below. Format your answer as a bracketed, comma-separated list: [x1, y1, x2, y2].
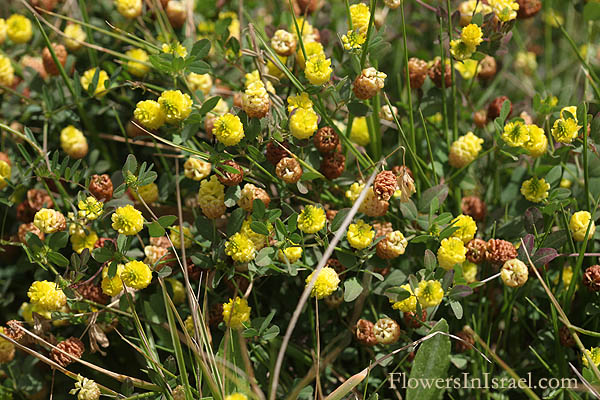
[388, 373, 577, 390]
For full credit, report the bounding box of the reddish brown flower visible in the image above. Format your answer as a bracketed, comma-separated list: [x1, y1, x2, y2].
[487, 96, 512, 121]
[516, 0, 542, 19]
[293, 0, 321, 14]
[320, 152, 346, 180]
[485, 239, 518, 265]
[559, 325, 575, 347]
[355, 319, 377, 346]
[217, 160, 244, 186]
[42, 43, 67, 76]
[473, 110, 488, 128]
[403, 309, 427, 329]
[326, 258, 346, 274]
[461, 196, 487, 222]
[51, 337, 85, 367]
[89, 174, 113, 201]
[313, 126, 340, 154]
[27, 189, 54, 211]
[18, 223, 44, 244]
[266, 141, 290, 165]
[373, 170, 398, 202]
[428, 58, 452, 89]
[276, 157, 303, 184]
[583, 265, 600, 292]
[466, 238, 487, 264]
[455, 329, 475, 353]
[407, 57, 428, 90]
[5, 320, 25, 342]
[76, 282, 110, 305]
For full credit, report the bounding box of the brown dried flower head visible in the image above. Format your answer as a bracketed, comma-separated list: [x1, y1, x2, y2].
[487, 96, 512, 121]
[374, 170, 398, 201]
[76, 282, 110, 305]
[477, 55, 497, 81]
[89, 174, 113, 201]
[583, 265, 600, 292]
[373, 317, 402, 345]
[166, 0, 187, 28]
[42, 43, 67, 76]
[313, 126, 340, 154]
[217, 160, 244, 186]
[428, 57, 452, 89]
[473, 110, 488, 128]
[266, 141, 290, 165]
[455, 329, 475, 353]
[276, 157, 303, 184]
[516, 0, 542, 19]
[358, 188, 389, 217]
[485, 239, 518, 265]
[18, 223, 45, 244]
[320, 152, 346, 180]
[238, 183, 271, 211]
[461, 196, 487, 222]
[5, 320, 25, 342]
[403, 309, 427, 329]
[353, 67, 386, 100]
[27, 189, 54, 212]
[466, 238, 488, 264]
[407, 57, 428, 89]
[396, 167, 416, 203]
[355, 319, 377, 346]
[559, 325, 575, 348]
[0, 152, 10, 166]
[51, 337, 85, 367]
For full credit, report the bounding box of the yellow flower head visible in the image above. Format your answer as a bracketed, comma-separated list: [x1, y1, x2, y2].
[450, 39, 475, 61]
[296, 41, 325, 69]
[278, 245, 303, 263]
[219, 11, 240, 40]
[454, 59, 479, 80]
[240, 218, 271, 250]
[27, 280, 66, 311]
[305, 55, 332, 86]
[520, 177, 550, 203]
[169, 225, 193, 249]
[214, 113, 245, 146]
[561, 265, 573, 287]
[71, 375, 101, 400]
[461, 24, 483, 48]
[291, 17, 316, 42]
[463, 261, 478, 283]
[570, 211, 596, 242]
[131, 183, 159, 204]
[111, 204, 144, 235]
[551, 117, 580, 144]
[290, 108, 319, 139]
[350, 116, 370, 146]
[197, 176, 226, 219]
[287, 92, 313, 113]
[488, 0, 519, 22]
[0, 19, 6, 45]
[500, 259, 529, 288]
[225, 394, 248, 400]
[225, 232, 256, 263]
[297, 205, 326, 234]
[0, 326, 15, 364]
[306, 266, 340, 299]
[583, 347, 600, 368]
[184, 157, 211, 181]
[121, 260, 153, 290]
[0, 160, 11, 190]
[158, 90, 193, 124]
[188, 73, 213, 95]
[81, 68, 109, 98]
[346, 182, 365, 202]
[222, 297, 251, 329]
[524, 124, 548, 157]
[350, 3, 371, 34]
[437, 237, 467, 270]
[115, 0, 143, 19]
[34, 208, 66, 234]
[390, 284, 417, 312]
[70, 230, 98, 254]
[515, 51, 537, 75]
[60, 125, 88, 159]
[347, 219, 375, 250]
[502, 121, 530, 147]
[134, 100, 166, 130]
[78, 196, 103, 221]
[101, 264, 124, 297]
[64, 23, 86, 51]
[342, 29, 367, 51]
[415, 280, 444, 308]
[166, 278, 185, 304]
[162, 42, 188, 58]
[451, 214, 477, 243]
[448, 131, 483, 168]
[126, 48, 150, 77]
[7, 14, 32, 44]
[0, 55, 15, 87]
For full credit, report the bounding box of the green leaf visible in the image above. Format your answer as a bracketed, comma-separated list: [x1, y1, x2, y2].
[47, 231, 69, 251]
[499, 98, 512, 123]
[424, 249, 437, 272]
[227, 208, 247, 237]
[250, 221, 270, 236]
[343, 277, 363, 302]
[197, 96, 221, 116]
[255, 247, 274, 267]
[48, 251, 69, 267]
[584, 2, 600, 21]
[187, 59, 211, 74]
[191, 39, 211, 59]
[418, 184, 448, 212]
[148, 221, 166, 237]
[331, 208, 351, 232]
[347, 101, 371, 116]
[158, 215, 178, 228]
[407, 319, 451, 400]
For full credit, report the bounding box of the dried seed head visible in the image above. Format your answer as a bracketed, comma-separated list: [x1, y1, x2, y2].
[376, 231, 408, 259]
[0, 152, 9, 166]
[428, 58, 452, 89]
[477, 55, 497, 81]
[266, 141, 290, 165]
[473, 110, 488, 128]
[355, 319, 377, 346]
[407, 57, 428, 89]
[313, 126, 340, 154]
[487, 96, 512, 121]
[127, 119, 150, 137]
[326, 258, 346, 274]
[466, 238, 487, 264]
[323, 290, 344, 308]
[353, 67, 387, 100]
[559, 325, 575, 347]
[51, 337, 85, 367]
[485, 239, 518, 265]
[396, 167, 416, 203]
[583, 265, 600, 292]
[42, 43, 67, 76]
[166, 0, 187, 28]
[89, 174, 113, 201]
[294, 0, 321, 14]
[516, 0, 542, 19]
[18, 223, 45, 244]
[271, 29, 297, 56]
[358, 188, 389, 217]
[27, 189, 54, 212]
[320, 152, 346, 180]
[5, 320, 25, 342]
[31, 0, 59, 10]
[455, 329, 475, 353]
[461, 196, 487, 221]
[217, 160, 244, 186]
[373, 171, 398, 201]
[76, 282, 110, 305]
[276, 157, 303, 184]
[373, 317, 402, 345]
[238, 183, 271, 211]
[372, 221, 393, 237]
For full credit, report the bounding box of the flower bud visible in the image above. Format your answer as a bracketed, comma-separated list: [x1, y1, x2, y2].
[60, 125, 88, 159]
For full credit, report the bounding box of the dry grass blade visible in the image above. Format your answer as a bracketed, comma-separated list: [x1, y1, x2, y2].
[569, 362, 600, 399]
[269, 159, 383, 400]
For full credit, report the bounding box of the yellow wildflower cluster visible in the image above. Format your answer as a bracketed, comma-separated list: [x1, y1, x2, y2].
[34, 208, 66, 234]
[287, 92, 313, 113]
[488, 0, 519, 22]
[583, 347, 600, 368]
[450, 24, 483, 61]
[551, 106, 581, 143]
[347, 219, 375, 250]
[71, 230, 98, 254]
[64, 23, 86, 51]
[306, 267, 340, 299]
[0, 160, 10, 190]
[188, 73, 213, 95]
[350, 4, 371, 34]
[78, 197, 103, 221]
[7, 14, 32, 44]
[134, 100, 166, 130]
[570, 211, 595, 242]
[448, 131, 484, 168]
[415, 280, 444, 308]
[390, 284, 417, 312]
[81, 68, 109, 98]
[297, 205, 326, 234]
[115, 0, 142, 19]
[169, 225, 193, 249]
[520, 177, 550, 203]
[305, 54, 333, 86]
[198, 176, 226, 219]
[121, 260, 153, 289]
[27, 281, 67, 311]
[214, 113, 245, 146]
[290, 108, 319, 139]
[451, 214, 477, 243]
[500, 259, 529, 288]
[60, 125, 89, 159]
[225, 232, 256, 263]
[0, 54, 15, 87]
[184, 157, 212, 181]
[437, 237, 467, 270]
[101, 264, 125, 297]
[158, 90, 193, 124]
[111, 204, 144, 235]
[350, 117, 370, 146]
[222, 297, 251, 329]
[125, 48, 150, 77]
[278, 244, 303, 263]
